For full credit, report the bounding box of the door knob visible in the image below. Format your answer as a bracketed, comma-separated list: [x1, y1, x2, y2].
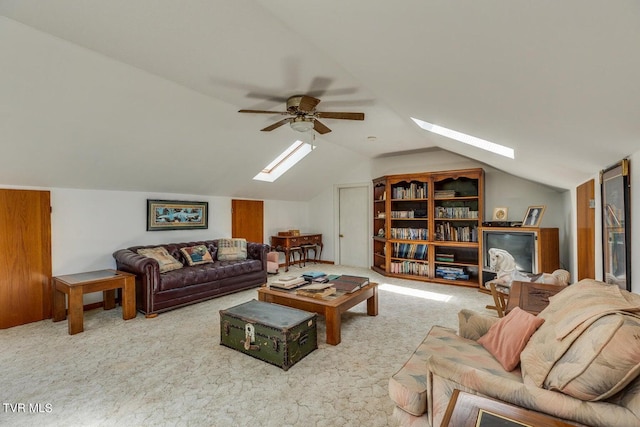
[339, 234, 344, 237]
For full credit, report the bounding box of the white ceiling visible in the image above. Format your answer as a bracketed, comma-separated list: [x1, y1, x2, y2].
[2, 1, 639, 200]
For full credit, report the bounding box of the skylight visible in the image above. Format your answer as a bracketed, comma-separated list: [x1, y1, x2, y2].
[253, 140, 315, 182]
[411, 117, 514, 159]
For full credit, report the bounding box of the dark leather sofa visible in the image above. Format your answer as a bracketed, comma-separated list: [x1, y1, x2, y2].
[113, 240, 269, 316]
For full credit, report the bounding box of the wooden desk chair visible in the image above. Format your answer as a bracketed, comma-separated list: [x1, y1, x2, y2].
[486, 281, 509, 318]
[301, 243, 321, 265]
[289, 246, 304, 268]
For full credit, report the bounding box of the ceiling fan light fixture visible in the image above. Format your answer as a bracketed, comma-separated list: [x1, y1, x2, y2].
[290, 117, 315, 132]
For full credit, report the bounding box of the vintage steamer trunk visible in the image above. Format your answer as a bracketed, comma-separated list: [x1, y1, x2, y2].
[220, 299, 317, 370]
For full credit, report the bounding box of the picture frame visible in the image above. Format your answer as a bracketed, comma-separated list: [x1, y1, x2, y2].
[492, 207, 508, 221]
[441, 390, 565, 427]
[147, 199, 208, 231]
[522, 205, 545, 227]
[601, 159, 631, 291]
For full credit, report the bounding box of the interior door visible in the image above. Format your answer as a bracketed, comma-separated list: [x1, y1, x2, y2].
[338, 186, 369, 267]
[0, 189, 52, 328]
[231, 199, 264, 243]
[576, 179, 595, 280]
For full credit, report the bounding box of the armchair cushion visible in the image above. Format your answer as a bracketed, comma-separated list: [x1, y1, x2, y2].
[477, 307, 545, 371]
[521, 279, 640, 401]
[457, 308, 499, 341]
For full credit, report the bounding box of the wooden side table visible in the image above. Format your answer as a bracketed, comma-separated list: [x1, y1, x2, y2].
[441, 389, 579, 427]
[505, 281, 566, 316]
[53, 269, 136, 334]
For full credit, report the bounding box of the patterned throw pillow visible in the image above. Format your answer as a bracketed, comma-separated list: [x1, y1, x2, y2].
[137, 247, 183, 273]
[217, 238, 247, 261]
[179, 245, 214, 266]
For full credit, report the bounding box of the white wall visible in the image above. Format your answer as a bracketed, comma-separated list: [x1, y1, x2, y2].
[4, 185, 309, 304]
[309, 149, 571, 271]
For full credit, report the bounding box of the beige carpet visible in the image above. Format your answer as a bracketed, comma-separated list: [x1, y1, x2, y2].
[1, 265, 493, 427]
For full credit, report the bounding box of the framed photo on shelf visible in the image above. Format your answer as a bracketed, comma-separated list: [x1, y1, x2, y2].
[147, 199, 208, 231]
[492, 207, 508, 221]
[522, 205, 545, 227]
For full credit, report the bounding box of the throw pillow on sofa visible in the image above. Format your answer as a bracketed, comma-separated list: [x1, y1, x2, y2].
[217, 238, 247, 261]
[180, 245, 214, 266]
[137, 247, 183, 273]
[477, 307, 545, 371]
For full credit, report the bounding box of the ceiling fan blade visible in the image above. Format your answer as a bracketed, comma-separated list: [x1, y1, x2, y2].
[261, 118, 292, 132]
[298, 95, 321, 112]
[313, 120, 332, 134]
[239, 109, 289, 115]
[316, 111, 365, 120]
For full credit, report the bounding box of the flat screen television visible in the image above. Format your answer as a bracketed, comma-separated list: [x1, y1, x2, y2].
[482, 230, 537, 274]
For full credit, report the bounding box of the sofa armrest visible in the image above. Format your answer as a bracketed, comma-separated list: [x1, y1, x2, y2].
[113, 248, 161, 292]
[458, 309, 500, 341]
[246, 242, 270, 271]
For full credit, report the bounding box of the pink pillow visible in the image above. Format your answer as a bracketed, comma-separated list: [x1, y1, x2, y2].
[478, 307, 545, 371]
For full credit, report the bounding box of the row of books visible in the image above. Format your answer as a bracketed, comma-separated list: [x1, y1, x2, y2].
[389, 261, 429, 276]
[392, 243, 428, 260]
[390, 227, 428, 240]
[391, 182, 428, 200]
[435, 252, 454, 262]
[390, 210, 427, 219]
[434, 223, 478, 242]
[434, 189, 456, 198]
[435, 265, 469, 281]
[435, 206, 479, 219]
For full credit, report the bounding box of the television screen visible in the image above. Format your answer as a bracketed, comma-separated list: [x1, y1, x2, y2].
[483, 231, 536, 273]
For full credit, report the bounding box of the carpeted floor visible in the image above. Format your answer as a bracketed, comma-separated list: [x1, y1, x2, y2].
[1, 265, 494, 427]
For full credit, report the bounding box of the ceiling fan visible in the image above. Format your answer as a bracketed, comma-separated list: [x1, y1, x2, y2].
[238, 95, 364, 135]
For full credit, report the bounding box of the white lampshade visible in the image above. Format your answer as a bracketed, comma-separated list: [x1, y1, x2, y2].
[290, 117, 314, 132]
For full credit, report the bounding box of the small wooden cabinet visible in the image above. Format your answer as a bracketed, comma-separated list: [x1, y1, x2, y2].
[372, 168, 484, 287]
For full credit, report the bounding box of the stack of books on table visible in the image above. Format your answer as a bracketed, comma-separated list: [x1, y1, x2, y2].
[328, 275, 369, 293]
[269, 275, 307, 290]
[295, 282, 336, 299]
[302, 271, 328, 283]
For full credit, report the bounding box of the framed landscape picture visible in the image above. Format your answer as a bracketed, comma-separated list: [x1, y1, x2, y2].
[147, 199, 208, 231]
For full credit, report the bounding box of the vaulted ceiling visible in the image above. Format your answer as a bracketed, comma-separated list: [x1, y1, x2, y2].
[2, 1, 639, 200]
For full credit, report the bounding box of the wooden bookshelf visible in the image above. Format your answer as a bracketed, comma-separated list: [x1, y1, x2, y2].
[372, 168, 484, 287]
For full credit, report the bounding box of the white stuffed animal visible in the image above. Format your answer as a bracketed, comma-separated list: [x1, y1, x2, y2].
[487, 247, 570, 289]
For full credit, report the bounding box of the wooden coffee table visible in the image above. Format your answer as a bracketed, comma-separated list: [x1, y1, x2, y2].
[257, 282, 378, 345]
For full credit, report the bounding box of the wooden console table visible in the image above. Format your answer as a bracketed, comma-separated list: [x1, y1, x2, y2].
[53, 269, 136, 335]
[270, 233, 323, 272]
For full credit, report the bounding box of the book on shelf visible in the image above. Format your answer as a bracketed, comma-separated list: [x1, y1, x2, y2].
[328, 275, 369, 293]
[269, 276, 307, 290]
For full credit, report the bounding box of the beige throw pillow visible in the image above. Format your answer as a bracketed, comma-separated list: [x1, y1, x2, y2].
[137, 247, 183, 273]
